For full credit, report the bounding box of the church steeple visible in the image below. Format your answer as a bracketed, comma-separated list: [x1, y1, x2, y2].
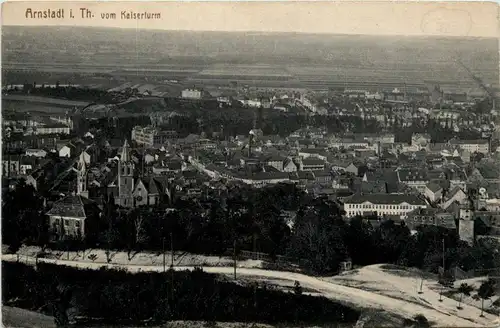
[120, 139, 131, 162]
[76, 151, 88, 197]
[116, 139, 135, 208]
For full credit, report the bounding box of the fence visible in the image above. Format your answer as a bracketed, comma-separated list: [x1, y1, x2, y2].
[451, 266, 500, 280]
[225, 248, 302, 265]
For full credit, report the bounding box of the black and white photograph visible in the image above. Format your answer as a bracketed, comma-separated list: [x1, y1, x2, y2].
[1, 1, 500, 327]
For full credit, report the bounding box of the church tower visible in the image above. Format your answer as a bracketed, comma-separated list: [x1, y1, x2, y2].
[117, 139, 135, 208]
[76, 152, 89, 198]
[459, 195, 475, 246]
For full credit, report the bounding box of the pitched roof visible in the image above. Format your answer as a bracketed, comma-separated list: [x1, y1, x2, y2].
[426, 182, 443, 193]
[398, 169, 428, 182]
[46, 195, 95, 218]
[344, 193, 427, 205]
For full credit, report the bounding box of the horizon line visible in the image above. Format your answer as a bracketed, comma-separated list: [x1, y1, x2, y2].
[3, 25, 497, 39]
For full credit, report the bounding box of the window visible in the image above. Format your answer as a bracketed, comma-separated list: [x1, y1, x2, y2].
[75, 221, 81, 228]
[64, 219, 69, 226]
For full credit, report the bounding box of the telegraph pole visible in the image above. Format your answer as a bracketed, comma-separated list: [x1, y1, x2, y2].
[162, 237, 166, 273]
[170, 232, 174, 268]
[439, 238, 445, 302]
[170, 232, 174, 301]
[233, 239, 237, 280]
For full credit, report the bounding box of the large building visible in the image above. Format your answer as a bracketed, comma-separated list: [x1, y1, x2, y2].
[343, 193, 427, 219]
[131, 126, 178, 147]
[449, 138, 490, 154]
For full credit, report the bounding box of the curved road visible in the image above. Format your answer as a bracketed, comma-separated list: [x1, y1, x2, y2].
[3, 254, 498, 327]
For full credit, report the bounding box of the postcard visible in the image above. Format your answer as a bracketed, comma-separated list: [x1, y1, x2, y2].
[2, 1, 500, 328]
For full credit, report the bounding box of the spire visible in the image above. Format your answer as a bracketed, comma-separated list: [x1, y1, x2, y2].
[77, 151, 87, 171]
[120, 139, 130, 162]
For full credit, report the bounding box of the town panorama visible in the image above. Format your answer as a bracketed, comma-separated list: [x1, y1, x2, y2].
[2, 25, 500, 327]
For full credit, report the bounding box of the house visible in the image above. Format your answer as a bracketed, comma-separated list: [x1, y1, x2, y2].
[59, 143, 75, 158]
[343, 193, 427, 219]
[152, 160, 186, 175]
[283, 157, 298, 172]
[239, 171, 291, 188]
[20, 156, 38, 175]
[77, 149, 92, 165]
[300, 158, 325, 171]
[345, 162, 367, 177]
[313, 170, 332, 184]
[46, 195, 100, 241]
[411, 133, 431, 149]
[264, 155, 287, 172]
[425, 182, 443, 203]
[25, 149, 47, 158]
[330, 137, 369, 149]
[449, 138, 490, 154]
[2, 155, 21, 177]
[330, 160, 352, 173]
[289, 171, 316, 188]
[397, 168, 429, 193]
[132, 176, 171, 207]
[440, 186, 468, 211]
[299, 149, 328, 161]
[405, 207, 456, 231]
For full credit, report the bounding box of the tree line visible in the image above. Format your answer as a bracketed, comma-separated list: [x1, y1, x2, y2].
[2, 261, 360, 327]
[3, 182, 499, 276]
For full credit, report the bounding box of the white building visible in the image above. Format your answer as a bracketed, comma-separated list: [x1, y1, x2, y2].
[343, 193, 427, 219]
[25, 149, 47, 158]
[181, 89, 202, 99]
[449, 139, 489, 154]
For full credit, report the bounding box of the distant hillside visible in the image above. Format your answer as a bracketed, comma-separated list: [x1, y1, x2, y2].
[2, 26, 498, 90]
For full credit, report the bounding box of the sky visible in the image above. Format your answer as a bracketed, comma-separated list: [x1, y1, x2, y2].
[2, 1, 499, 38]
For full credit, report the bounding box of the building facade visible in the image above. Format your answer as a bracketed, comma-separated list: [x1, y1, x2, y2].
[181, 89, 202, 99]
[343, 193, 427, 219]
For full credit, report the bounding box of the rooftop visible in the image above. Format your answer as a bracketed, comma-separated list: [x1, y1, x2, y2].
[344, 193, 427, 205]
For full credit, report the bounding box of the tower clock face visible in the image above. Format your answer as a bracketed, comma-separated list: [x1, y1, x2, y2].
[136, 196, 142, 201]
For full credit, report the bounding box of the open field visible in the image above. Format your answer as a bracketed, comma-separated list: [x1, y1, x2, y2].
[2, 26, 498, 92]
[3, 95, 90, 107]
[2, 306, 57, 328]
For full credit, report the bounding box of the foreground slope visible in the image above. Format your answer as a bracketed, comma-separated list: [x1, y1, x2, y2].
[4, 254, 500, 327]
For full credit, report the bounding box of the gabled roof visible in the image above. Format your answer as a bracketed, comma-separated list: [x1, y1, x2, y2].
[426, 182, 443, 193]
[46, 195, 96, 218]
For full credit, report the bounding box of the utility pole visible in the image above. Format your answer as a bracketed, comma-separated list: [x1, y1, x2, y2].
[442, 238, 445, 273]
[170, 232, 174, 301]
[170, 232, 174, 268]
[439, 238, 445, 302]
[162, 237, 166, 273]
[233, 239, 237, 280]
